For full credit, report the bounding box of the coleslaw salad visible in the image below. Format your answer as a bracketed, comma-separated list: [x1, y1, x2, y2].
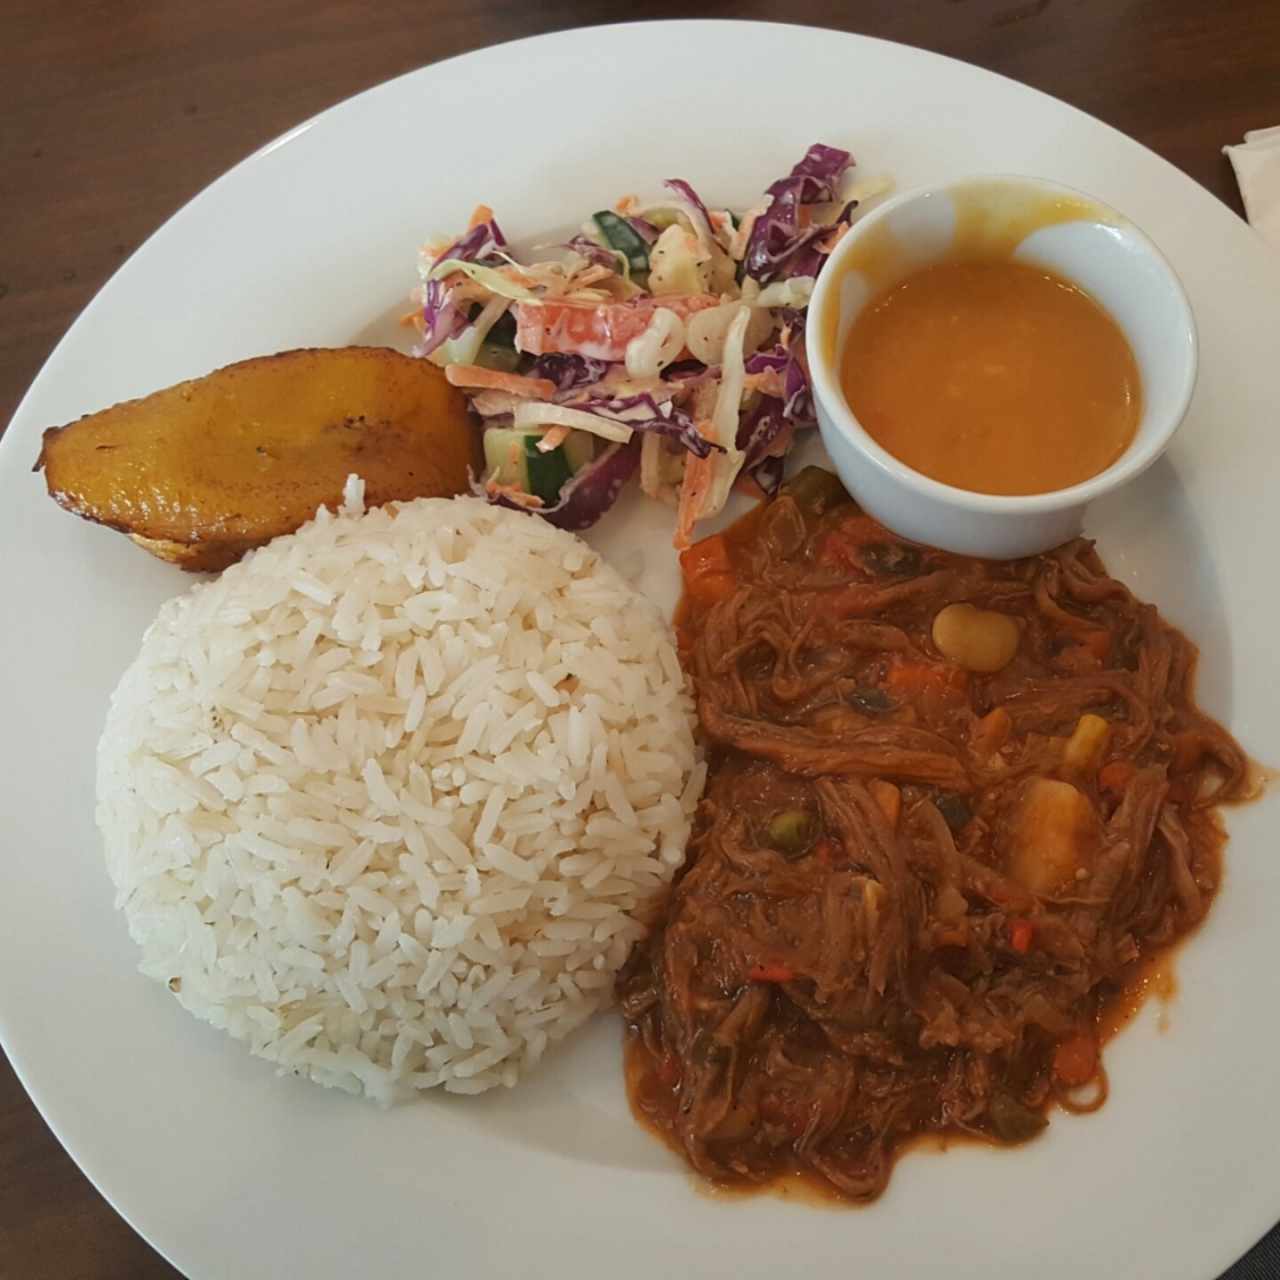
[408, 146, 888, 544]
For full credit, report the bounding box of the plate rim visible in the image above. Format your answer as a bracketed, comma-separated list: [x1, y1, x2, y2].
[2, 20, 1276, 1280]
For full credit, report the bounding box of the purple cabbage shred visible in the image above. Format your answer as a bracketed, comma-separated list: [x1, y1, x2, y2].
[744, 144, 854, 284]
[527, 353, 610, 394]
[663, 178, 717, 240]
[417, 216, 510, 357]
[575, 393, 724, 459]
[626, 216, 660, 245]
[563, 235, 626, 272]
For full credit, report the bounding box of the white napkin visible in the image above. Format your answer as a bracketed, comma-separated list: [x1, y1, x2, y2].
[1224, 126, 1280, 248]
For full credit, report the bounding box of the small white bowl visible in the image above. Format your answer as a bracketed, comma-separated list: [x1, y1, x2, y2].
[805, 176, 1198, 558]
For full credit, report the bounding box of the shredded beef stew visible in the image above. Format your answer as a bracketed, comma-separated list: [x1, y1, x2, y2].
[619, 467, 1254, 1202]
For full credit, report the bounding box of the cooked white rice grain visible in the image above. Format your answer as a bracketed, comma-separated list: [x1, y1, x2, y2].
[96, 493, 698, 1102]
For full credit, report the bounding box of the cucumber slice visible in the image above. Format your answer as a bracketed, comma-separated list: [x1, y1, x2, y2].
[563, 430, 595, 474]
[485, 310, 518, 349]
[523, 435, 573, 505]
[591, 211, 650, 272]
[475, 343, 522, 373]
[464, 306, 520, 371]
[482, 428, 593, 504]
[483, 427, 531, 490]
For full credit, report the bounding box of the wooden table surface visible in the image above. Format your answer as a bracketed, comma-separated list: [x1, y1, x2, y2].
[3, 2, 1279, 1276]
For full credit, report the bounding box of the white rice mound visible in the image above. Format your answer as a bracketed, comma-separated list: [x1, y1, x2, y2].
[97, 486, 701, 1101]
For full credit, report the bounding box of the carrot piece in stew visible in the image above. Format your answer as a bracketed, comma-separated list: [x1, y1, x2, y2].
[1053, 1032, 1100, 1087]
[884, 659, 969, 702]
[1098, 761, 1136, 795]
[811, 837, 837, 867]
[813, 515, 885, 570]
[748, 964, 797, 983]
[869, 780, 901, 829]
[680, 535, 736, 609]
[1009, 920, 1035, 954]
[970, 706, 1012, 757]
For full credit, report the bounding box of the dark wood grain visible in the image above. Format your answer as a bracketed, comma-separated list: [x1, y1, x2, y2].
[3, 3, 1279, 1277]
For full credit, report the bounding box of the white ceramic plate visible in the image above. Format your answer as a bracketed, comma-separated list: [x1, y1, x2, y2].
[3, 20, 1279, 1280]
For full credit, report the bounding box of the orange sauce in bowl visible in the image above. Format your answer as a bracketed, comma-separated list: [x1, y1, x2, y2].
[839, 259, 1142, 496]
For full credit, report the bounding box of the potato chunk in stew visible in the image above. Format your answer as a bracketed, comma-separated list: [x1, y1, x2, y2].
[1006, 778, 1100, 895]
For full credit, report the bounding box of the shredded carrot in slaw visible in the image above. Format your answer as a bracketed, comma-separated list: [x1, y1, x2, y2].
[537, 426, 571, 453]
[817, 223, 850, 254]
[445, 366, 558, 399]
[675, 446, 716, 550]
[744, 370, 787, 399]
[484, 479, 543, 510]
